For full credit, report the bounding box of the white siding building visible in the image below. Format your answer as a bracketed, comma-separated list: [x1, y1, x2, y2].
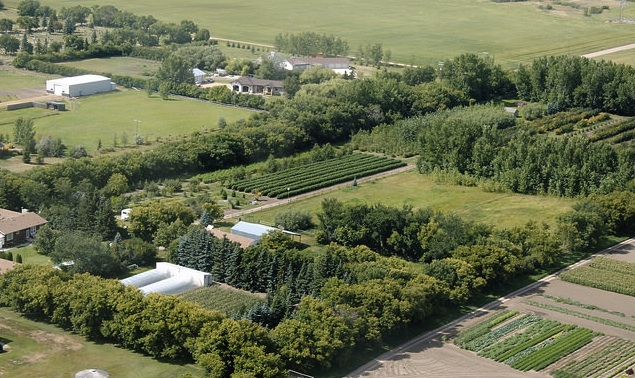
[120, 262, 212, 295]
[46, 75, 115, 97]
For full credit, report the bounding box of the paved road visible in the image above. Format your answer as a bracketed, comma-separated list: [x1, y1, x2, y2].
[345, 237, 635, 377]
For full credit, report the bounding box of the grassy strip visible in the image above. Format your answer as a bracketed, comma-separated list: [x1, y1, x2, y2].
[541, 294, 626, 317]
[524, 300, 635, 332]
[178, 285, 265, 315]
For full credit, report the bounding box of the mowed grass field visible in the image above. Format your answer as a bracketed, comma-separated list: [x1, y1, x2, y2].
[4, 0, 635, 67]
[0, 307, 202, 378]
[238, 169, 575, 230]
[58, 56, 162, 79]
[0, 88, 256, 154]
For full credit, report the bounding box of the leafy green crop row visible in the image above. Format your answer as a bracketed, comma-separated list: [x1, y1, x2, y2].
[560, 257, 635, 297]
[588, 118, 635, 142]
[552, 338, 635, 378]
[453, 310, 519, 347]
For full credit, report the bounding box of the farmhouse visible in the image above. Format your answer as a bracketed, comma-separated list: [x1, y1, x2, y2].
[46, 75, 116, 97]
[0, 208, 47, 249]
[120, 262, 212, 295]
[231, 77, 284, 96]
[283, 57, 350, 73]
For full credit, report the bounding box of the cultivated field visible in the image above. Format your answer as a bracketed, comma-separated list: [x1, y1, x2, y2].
[179, 283, 266, 315]
[3, 0, 635, 66]
[348, 239, 635, 377]
[0, 307, 202, 378]
[58, 56, 162, 79]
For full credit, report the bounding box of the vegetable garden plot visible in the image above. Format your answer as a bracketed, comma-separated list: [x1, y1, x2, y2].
[560, 257, 635, 297]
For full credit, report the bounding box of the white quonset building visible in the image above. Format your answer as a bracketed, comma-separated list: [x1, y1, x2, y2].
[46, 75, 115, 97]
[120, 262, 212, 295]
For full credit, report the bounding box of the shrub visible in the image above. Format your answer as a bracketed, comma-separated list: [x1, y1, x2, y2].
[274, 209, 313, 231]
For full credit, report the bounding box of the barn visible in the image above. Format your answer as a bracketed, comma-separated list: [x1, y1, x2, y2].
[46, 75, 116, 97]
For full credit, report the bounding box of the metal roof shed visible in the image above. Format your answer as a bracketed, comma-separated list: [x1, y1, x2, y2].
[46, 75, 115, 97]
[231, 221, 277, 241]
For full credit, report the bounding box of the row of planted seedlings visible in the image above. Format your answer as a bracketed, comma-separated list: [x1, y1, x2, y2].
[453, 310, 520, 348]
[588, 118, 635, 142]
[508, 326, 597, 371]
[560, 257, 635, 297]
[267, 159, 406, 198]
[552, 338, 635, 378]
[230, 154, 383, 192]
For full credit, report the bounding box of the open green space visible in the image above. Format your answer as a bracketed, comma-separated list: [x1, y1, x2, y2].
[58, 56, 161, 79]
[0, 69, 58, 94]
[0, 89, 255, 154]
[5, 0, 635, 67]
[0, 307, 202, 378]
[238, 169, 575, 230]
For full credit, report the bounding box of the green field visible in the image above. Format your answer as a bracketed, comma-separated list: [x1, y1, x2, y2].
[0, 307, 202, 378]
[179, 285, 266, 315]
[4, 0, 635, 67]
[236, 169, 575, 229]
[58, 56, 162, 79]
[0, 88, 256, 154]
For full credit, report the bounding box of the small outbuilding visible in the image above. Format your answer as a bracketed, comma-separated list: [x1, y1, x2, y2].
[75, 369, 109, 378]
[46, 75, 115, 97]
[192, 68, 206, 85]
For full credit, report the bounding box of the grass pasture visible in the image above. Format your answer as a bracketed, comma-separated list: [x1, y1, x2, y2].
[5, 0, 635, 67]
[237, 169, 574, 230]
[0, 89, 256, 155]
[0, 307, 201, 378]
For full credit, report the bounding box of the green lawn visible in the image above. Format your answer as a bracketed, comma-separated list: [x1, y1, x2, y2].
[58, 56, 162, 79]
[236, 169, 575, 230]
[0, 307, 202, 378]
[4, 0, 635, 67]
[0, 89, 256, 154]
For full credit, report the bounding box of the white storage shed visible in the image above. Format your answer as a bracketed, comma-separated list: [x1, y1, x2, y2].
[120, 262, 212, 295]
[46, 75, 115, 97]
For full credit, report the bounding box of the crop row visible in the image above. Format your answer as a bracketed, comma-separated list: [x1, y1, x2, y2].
[230, 154, 384, 191]
[463, 314, 541, 352]
[552, 338, 635, 378]
[588, 118, 635, 142]
[609, 128, 635, 144]
[258, 159, 403, 197]
[541, 294, 626, 317]
[453, 310, 519, 347]
[230, 154, 375, 191]
[524, 300, 635, 332]
[588, 256, 635, 276]
[270, 160, 405, 198]
[493, 324, 573, 362]
[559, 266, 635, 297]
[511, 327, 596, 371]
[478, 318, 559, 359]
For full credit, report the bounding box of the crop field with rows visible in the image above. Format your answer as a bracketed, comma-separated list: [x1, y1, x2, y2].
[588, 117, 635, 144]
[455, 310, 601, 374]
[559, 257, 635, 297]
[229, 153, 406, 198]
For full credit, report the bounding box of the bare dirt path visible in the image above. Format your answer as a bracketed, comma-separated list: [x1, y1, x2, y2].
[223, 164, 416, 220]
[582, 43, 635, 58]
[346, 238, 635, 377]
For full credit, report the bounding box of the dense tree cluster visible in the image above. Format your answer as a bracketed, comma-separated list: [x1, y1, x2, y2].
[274, 32, 349, 57]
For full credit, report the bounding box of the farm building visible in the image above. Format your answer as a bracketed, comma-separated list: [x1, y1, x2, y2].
[231, 77, 284, 96]
[121, 262, 212, 295]
[0, 208, 47, 249]
[193, 68, 206, 85]
[46, 75, 115, 97]
[230, 221, 277, 242]
[283, 57, 350, 73]
[75, 369, 109, 378]
[208, 225, 256, 248]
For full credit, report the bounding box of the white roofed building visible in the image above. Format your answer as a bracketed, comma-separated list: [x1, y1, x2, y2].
[121, 262, 212, 295]
[46, 75, 115, 97]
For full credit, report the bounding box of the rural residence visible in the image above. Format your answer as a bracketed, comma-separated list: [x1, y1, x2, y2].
[231, 77, 284, 96]
[0, 208, 47, 249]
[46, 75, 116, 97]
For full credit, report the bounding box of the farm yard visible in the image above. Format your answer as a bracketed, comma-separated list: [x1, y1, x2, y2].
[348, 239, 635, 377]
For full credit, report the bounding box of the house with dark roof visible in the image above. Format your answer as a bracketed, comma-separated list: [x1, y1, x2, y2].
[0, 209, 47, 249]
[231, 77, 284, 96]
